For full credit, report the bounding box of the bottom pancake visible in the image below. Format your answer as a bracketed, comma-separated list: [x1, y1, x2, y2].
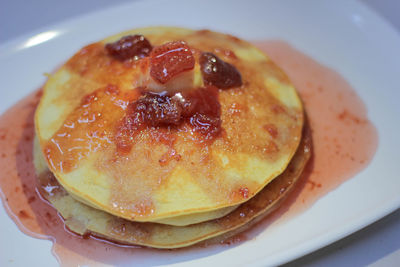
[33, 125, 311, 249]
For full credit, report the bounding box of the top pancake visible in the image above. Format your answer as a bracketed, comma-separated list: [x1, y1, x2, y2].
[35, 27, 303, 222]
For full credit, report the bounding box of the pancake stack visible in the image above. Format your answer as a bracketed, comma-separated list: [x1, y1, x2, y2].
[34, 27, 311, 248]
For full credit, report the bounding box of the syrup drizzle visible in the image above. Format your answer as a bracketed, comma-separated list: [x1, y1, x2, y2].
[0, 41, 378, 265]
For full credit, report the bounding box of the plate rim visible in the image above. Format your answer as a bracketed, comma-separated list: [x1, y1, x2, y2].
[1, 0, 400, 266]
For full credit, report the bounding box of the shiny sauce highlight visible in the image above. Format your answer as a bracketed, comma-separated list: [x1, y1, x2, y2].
[0, 41, 378, 265]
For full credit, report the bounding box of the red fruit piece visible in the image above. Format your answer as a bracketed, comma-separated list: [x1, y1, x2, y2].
[199, 52, 242, 89]
[150, 41, 195, 84]
[182, 86, 222, 141]
[131, 93, 182, 126]
[105, 35, 152, 61]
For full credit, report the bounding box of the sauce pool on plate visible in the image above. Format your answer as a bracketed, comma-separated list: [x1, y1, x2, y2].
[253, 41, 377, 217]
[0, 41, 378, 266]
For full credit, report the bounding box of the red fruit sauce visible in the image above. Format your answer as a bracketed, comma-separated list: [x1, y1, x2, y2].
[0, 41, 378, 265]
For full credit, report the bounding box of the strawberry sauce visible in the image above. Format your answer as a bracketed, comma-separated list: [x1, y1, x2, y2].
[251, 40, 378, 224]
[0, 41, 378, 265]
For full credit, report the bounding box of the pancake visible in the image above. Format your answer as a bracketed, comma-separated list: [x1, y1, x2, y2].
[34, 124, 311, 248]
[152, 205, 238, 226]
[35, 27, 304, 223]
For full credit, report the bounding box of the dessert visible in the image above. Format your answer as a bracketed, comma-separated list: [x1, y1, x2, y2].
[34, 26, 310, 248]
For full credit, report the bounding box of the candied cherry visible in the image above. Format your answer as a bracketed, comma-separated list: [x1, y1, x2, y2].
[106, 35, 152, 61]
[199, 52, 242, 89]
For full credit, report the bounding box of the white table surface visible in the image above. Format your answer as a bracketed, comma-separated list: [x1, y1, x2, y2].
[0, 0, 399, 266]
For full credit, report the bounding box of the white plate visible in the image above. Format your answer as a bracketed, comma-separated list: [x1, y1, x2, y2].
[1, 0, 400, 266]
